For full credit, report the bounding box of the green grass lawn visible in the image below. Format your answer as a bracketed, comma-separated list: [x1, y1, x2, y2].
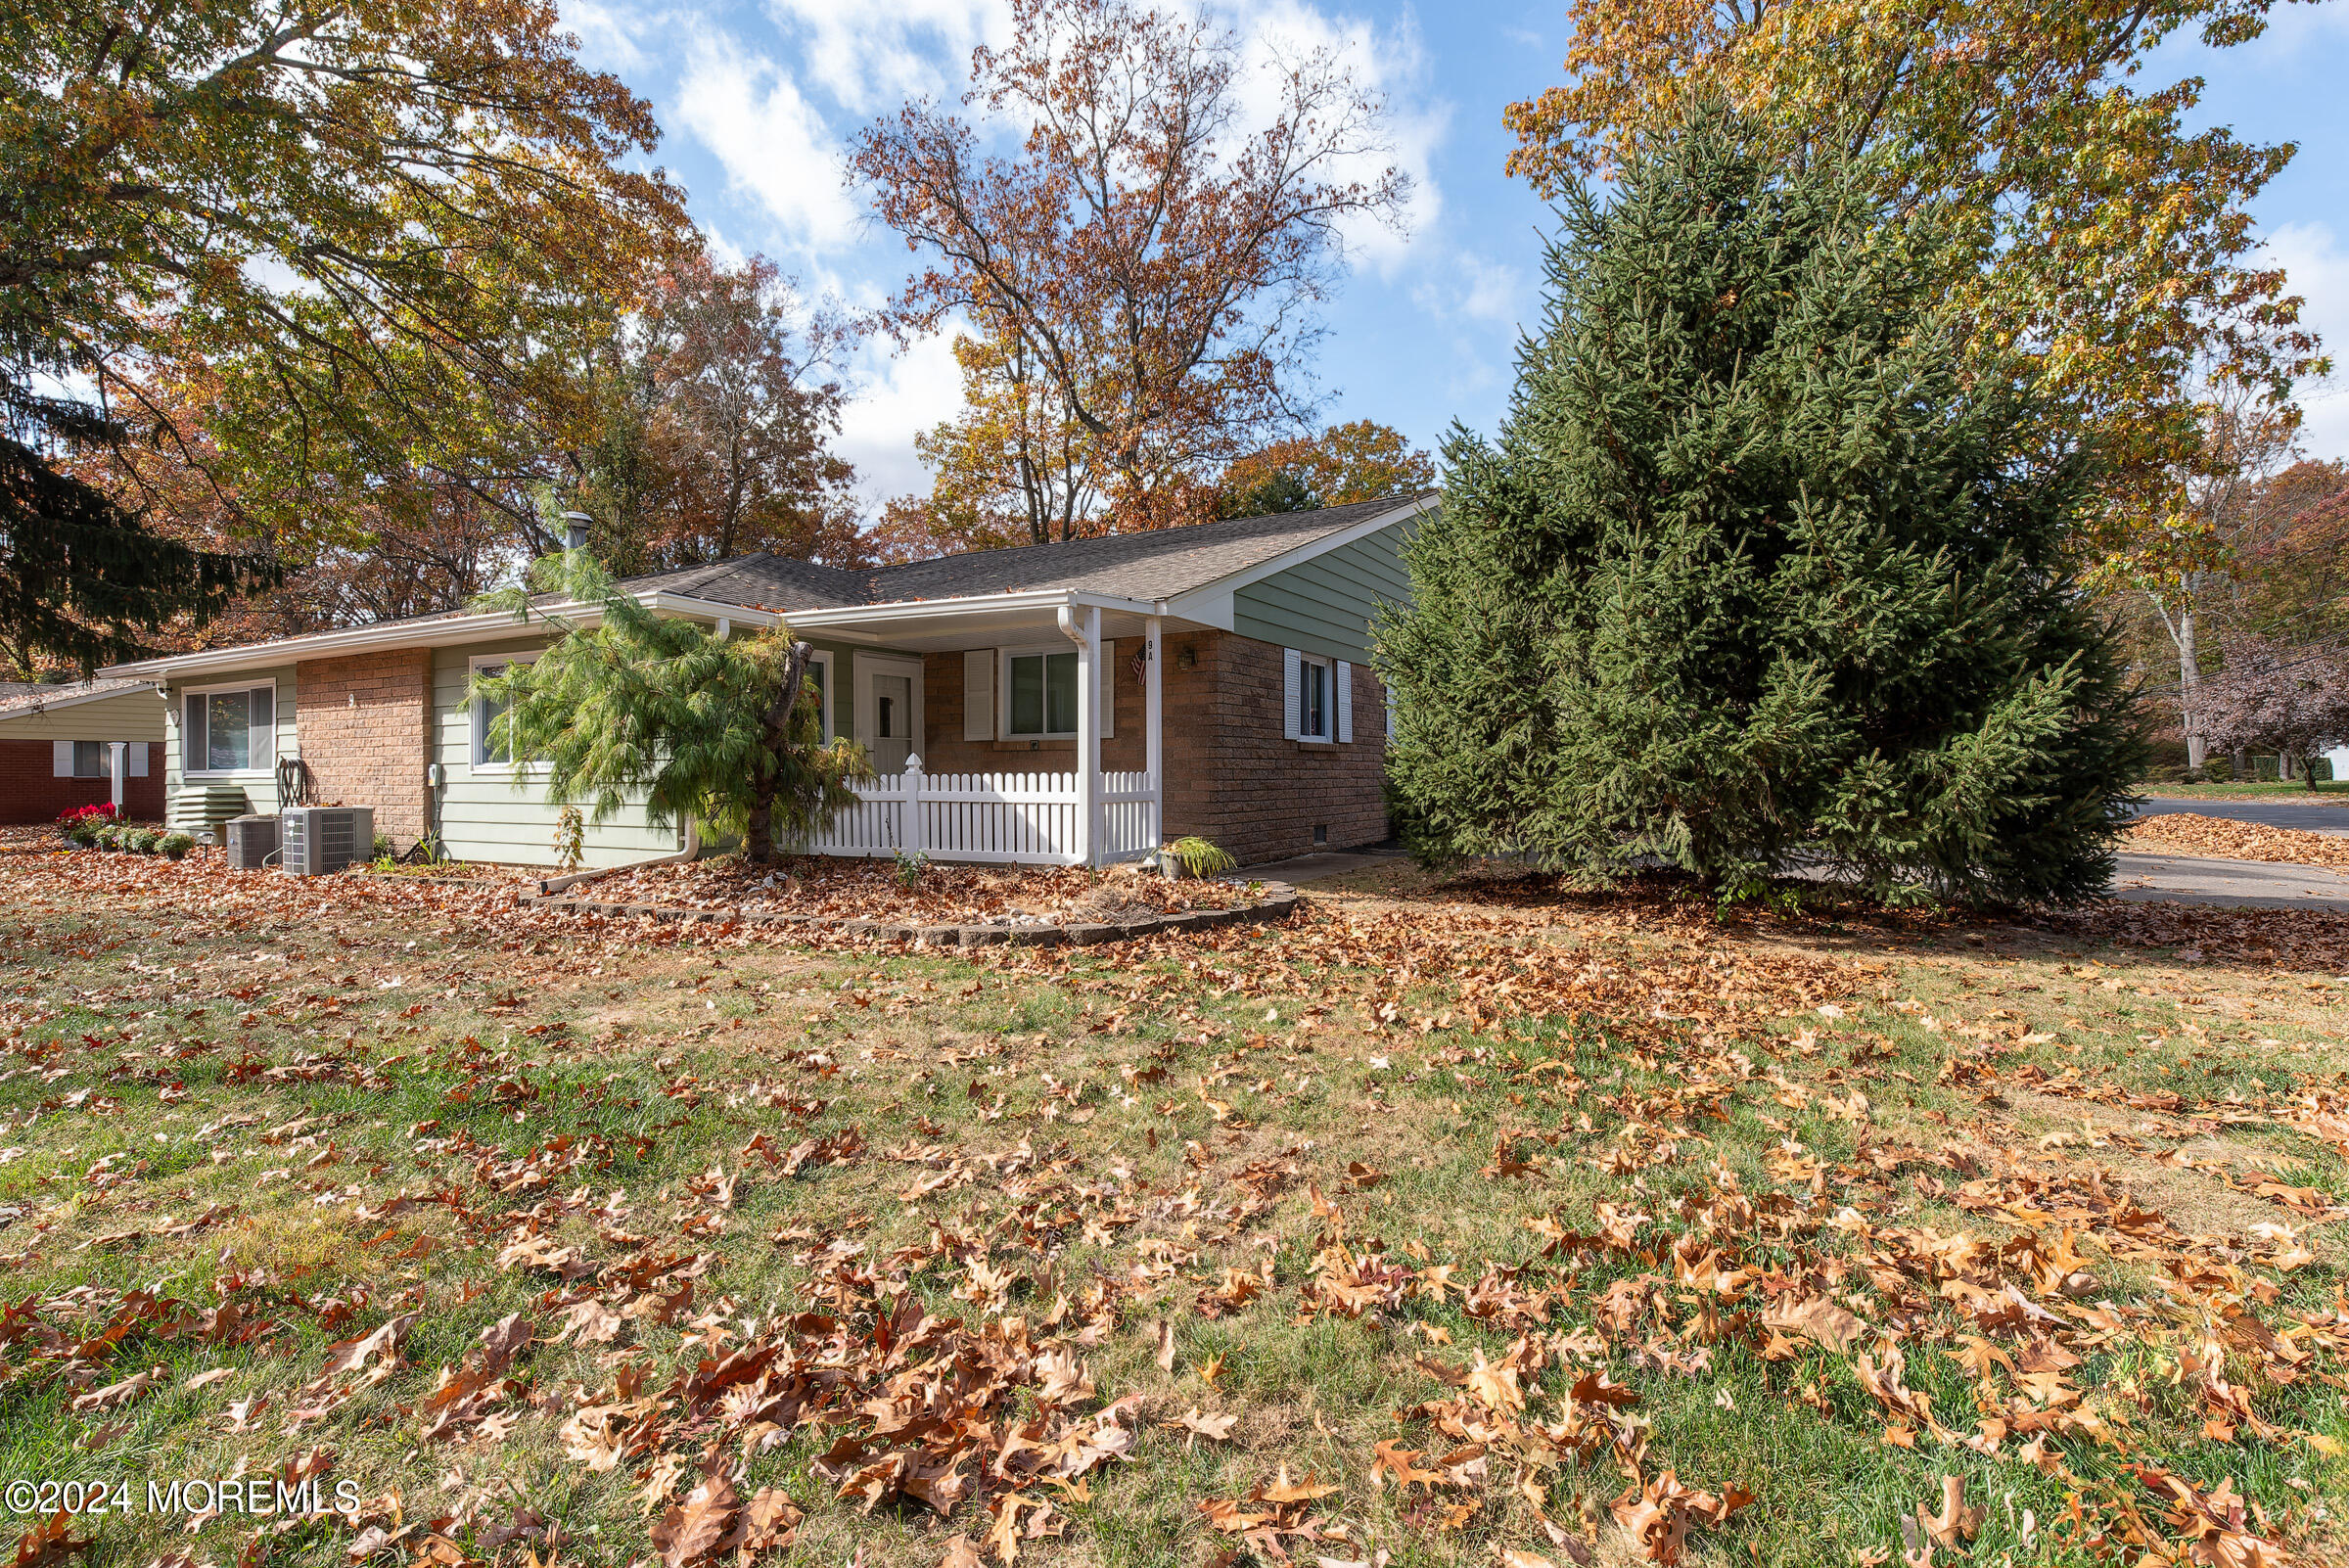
[3, 844, 2346, 1568]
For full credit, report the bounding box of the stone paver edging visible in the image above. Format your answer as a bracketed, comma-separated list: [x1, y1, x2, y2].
[521, 879, 1300, 945]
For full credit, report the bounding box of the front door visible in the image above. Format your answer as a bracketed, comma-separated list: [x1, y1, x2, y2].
[872, 673, 913, 774]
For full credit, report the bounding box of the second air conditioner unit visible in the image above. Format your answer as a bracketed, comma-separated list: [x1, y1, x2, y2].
[224, 813, 280, 871]
[280, 806, 373, 876]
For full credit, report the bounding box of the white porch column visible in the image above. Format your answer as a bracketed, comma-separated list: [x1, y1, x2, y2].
[1144, 615, 1163, 850]
[108, 742, 125, 814]
[1069, 604, 1101, 866]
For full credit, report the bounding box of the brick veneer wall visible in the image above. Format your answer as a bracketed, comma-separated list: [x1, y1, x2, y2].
[295, 650, 431, 846]
[1162, 629, 1389, 865]
[0, 740, 165, 824]
[918, 646, 1148, 776]
[916, 629, 1387, 865]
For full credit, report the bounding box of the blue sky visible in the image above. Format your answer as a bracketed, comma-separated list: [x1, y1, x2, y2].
[557, 0, 2349, 510]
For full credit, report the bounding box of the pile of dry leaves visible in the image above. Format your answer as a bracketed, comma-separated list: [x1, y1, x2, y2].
[2122, 812, 2349, 874]
[583, 855, 1254, 926]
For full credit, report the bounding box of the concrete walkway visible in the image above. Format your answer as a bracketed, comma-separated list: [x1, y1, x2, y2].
[2134, 796, 2349, 835]
[1250, 848, 1404, 884]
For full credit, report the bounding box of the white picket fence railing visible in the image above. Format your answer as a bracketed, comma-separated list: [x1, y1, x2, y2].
[798, 758, 1159, 866]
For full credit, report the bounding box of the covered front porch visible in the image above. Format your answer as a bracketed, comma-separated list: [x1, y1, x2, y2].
[780, 590, 1188, 868]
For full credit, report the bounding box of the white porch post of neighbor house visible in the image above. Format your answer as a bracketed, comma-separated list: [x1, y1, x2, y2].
[108, 741, 125, 814]
[1063, 602, 1101, 865]
[1145, 615, 1164, 849]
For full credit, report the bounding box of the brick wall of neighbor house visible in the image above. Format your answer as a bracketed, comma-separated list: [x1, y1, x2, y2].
[294, 650, 431, 846]
[0, 739, 165, 823]
[1160, 629, 1388, 865]
[919, 647, 1148, 776]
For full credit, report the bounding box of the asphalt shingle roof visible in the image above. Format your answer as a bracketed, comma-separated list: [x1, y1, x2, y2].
[616, 493, 1431, 613]
[0, 676, 156, 719]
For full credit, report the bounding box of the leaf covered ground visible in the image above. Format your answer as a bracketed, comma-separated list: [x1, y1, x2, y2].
[3, 837, 2348, 1568]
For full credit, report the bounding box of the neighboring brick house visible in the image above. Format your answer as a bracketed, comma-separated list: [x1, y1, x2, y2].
[0, 679, 166, 823]
[110, 495, 1430, 867]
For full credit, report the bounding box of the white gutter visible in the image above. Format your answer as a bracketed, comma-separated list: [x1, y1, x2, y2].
[105, 584, 1170, 684]
[783, 587, 1161, 631]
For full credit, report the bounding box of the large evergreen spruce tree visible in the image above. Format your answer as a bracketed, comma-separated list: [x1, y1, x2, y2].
[1378, 109, 2144, 905]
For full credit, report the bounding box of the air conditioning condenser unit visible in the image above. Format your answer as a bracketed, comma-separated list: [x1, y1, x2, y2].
[224, 814, 280, 870]
[280, 806, 373, 876]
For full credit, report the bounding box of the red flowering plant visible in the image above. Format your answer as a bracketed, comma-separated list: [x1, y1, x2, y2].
[57, 803, 119, 824]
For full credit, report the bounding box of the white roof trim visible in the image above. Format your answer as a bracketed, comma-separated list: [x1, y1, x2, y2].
[783, 588, 1162, 629]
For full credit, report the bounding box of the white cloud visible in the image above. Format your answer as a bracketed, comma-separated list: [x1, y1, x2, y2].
[762, 0, 1006, 115]
[2264, 221, 2349, 461]
[1223, 0, 1448, 275]
[838, 330, 969, 502]
[674, 39, 861, 251]
[559, 0, 664, 71]
[1411, 249, 1524, 327]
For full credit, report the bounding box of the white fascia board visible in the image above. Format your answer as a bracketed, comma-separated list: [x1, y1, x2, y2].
[99, 585, 753, 683]
[785, 588, 1160, 631]
[1161, 495, 1433, 623]
[642, 592, 783, 628]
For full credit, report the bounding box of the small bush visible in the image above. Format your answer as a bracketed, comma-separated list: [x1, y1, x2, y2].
[1167, 836, 1237, 878]
[892, 848, 930, 889]
[65, 820, 101, 848]
[159, 833, 195, 860]
[96, 824, 126, 851]
[128, 828, 162, 854]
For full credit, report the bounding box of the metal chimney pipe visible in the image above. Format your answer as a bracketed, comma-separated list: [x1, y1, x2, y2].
[560, 510, 592, 552]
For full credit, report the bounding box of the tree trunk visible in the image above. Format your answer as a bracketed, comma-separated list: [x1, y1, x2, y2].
[743, 640, 813, 864]
[2178, 609, 2205, 771]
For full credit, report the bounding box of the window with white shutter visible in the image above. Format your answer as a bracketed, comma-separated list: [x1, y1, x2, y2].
[128, 743, 149, 777]
[1287, 650, 1333, 743]
[963, 650, 992, 741]
[1335, 662, 1353, 743]
[53, 740, 74, 777]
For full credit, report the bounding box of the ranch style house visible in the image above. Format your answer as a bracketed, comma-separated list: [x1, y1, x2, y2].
[106, 494, 1431, 869]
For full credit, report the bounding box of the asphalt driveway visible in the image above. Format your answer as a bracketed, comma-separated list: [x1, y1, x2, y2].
[2133, 796, 2349, 836]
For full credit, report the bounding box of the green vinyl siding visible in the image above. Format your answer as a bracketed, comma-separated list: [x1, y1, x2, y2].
[162, 666, 297, 815]
[1230, 521, 1413, 663]
[431, 633, 867, 868]
[0, 690, 165, 743]
[433, 639, 672, 868]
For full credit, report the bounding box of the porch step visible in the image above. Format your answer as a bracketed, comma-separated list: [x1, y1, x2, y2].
[170, 785, 253, 844]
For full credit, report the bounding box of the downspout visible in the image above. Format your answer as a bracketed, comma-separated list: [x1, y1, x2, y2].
[1054, 603, 1091, 654]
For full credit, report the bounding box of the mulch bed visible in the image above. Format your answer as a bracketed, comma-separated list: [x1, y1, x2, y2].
[536, 854, 1293, 945]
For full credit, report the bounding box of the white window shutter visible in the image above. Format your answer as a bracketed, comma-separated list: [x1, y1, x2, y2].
[962, 650, 992, 742]
[1281, 648, 1301, 741]
[53, 741, 73, 777]
[1336, 662, 1353, 743]
[1099, 639, 1115, 739]
[1386, 683, 1397, 740]
[129, 742, 149, 777]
